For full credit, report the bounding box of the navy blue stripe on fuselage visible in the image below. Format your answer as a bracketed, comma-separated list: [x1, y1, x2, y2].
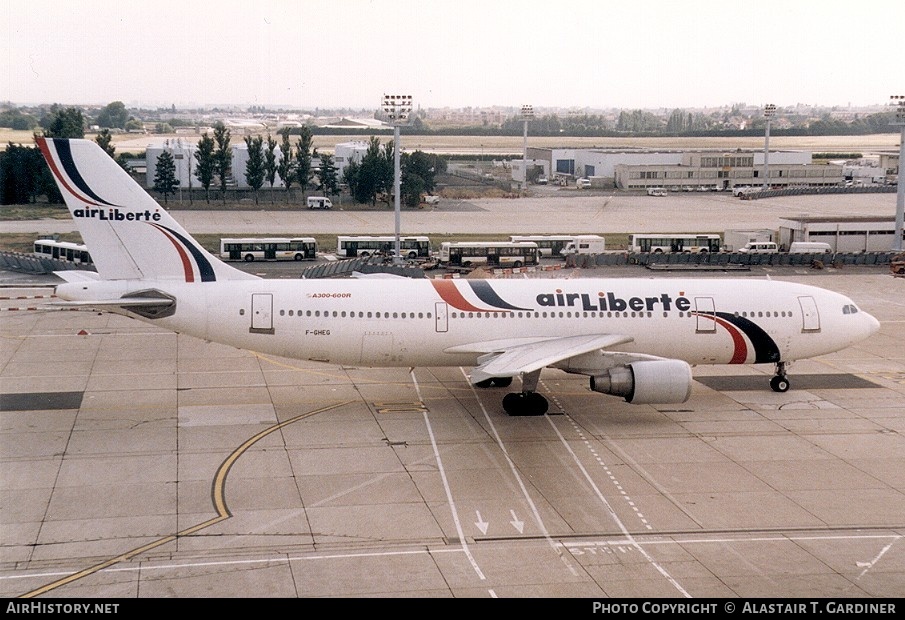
[467, 280, 531, 311]
[53, 139, 117, 206]
[715, 312, 781, 363]
[156, 224, 217, 282]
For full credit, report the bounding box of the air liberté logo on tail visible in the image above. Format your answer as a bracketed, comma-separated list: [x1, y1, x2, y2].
[72, 207, 161, 222]
[38, 137, 216, 283]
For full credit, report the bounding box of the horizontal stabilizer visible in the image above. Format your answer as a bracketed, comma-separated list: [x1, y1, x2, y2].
[51, 298, 174, 308]
[54, 271, 102, 283]
[50, 289, 175, 319]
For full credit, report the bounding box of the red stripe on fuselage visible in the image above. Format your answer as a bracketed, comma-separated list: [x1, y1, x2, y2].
[430, 280, 487, 312]
[713, 315, 748, 364]
[692, 313, 749, 364]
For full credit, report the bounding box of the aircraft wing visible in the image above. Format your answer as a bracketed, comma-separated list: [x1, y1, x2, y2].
[447, 334, 634, 384]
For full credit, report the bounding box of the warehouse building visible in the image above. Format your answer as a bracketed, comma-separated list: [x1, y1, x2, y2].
[525, 147, 843, 190]
[778, 216, 903, 252]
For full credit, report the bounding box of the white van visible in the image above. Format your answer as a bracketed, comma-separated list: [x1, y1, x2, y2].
[789, 241, 832, 253]
[560, 235, 607, 256]
[307, 196, 332, 210]
[576, 178, 591, 189]
[647, 187, 667, 196]
[738, 241, 778, 254]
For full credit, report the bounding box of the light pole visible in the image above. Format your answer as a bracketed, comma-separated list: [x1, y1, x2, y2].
[762, 104, 776, 191]
[893, 95, 905, 252]
[521, 104, 534, 193]
[382, 94, 412, 262]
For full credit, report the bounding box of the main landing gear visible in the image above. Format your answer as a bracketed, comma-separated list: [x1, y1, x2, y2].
[475, 370, 548, 416]
[770, 361, 790, 393]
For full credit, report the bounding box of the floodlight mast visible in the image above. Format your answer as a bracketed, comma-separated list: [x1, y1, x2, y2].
[763, 104, 776, 191]
[382, 94, 412, 262]
[521, 105, 534, 194]
[893, 95, 905, 252]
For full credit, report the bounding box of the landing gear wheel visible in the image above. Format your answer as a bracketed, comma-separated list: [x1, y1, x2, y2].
[502, 392, 549, 416]
[770, 375, 790, 393]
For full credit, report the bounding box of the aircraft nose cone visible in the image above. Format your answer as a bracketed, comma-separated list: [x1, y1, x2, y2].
[865, 312, 881, 336]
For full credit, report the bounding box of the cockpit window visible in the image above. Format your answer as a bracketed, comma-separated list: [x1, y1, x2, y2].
[842, 304, 859, 315]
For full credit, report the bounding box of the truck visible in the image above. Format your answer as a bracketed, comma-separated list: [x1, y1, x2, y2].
[560, 235, 606, 256]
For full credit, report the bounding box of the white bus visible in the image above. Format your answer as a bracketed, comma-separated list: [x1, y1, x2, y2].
[439, 241, 539, 268]
[629, 233, 721, 253]
[336, 235, 431, 259]
[219, 238, 318, 262]
[508, 235, 591, 258]
[33, 239, 93, 265]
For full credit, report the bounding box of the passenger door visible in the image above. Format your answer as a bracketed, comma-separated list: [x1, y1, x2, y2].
[250, 293, 274, 334]
[694, 297, 717, 333]
[798, 296, 821, 332]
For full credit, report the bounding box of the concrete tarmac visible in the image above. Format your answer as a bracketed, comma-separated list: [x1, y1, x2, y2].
[1, 190, 896, 239]
[1, 264, 903, 599]
[1, 192, 904, 599]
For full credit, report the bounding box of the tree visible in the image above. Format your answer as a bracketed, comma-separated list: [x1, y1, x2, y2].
[341, 157, 360, 202]
[43, 107, 85, 138]
[403, 150, 438, 191]
[277, 131, 294, 202]
[96, 101, 129, 129]
[264, 133, 278, 204]
[400, 158, 425, 208]
[379, 140, 396, 207]
[95, 129, 116, 158]
[194, 132, 216, 203]
[213, 122, 232, 202]
[315, 150, 338, 198]
[352, 136, 392, 206]
[0, 108, 39, 130]
[294, 126, 313, 198]
[243, 135, 266, 205]
[153, 150, 179, 204]
[0, 144, 34, 204]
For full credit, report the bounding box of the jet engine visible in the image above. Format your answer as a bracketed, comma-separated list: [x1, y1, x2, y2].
[589, 359, 692, 404]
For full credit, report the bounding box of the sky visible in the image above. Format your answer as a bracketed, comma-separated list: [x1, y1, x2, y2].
[3, 0, 902, 112]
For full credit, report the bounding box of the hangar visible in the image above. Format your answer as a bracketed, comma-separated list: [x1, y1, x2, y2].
[778, 215, 904, 252]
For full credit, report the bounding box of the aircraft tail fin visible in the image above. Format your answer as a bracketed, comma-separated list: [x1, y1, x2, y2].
[37, 137, 257, 282]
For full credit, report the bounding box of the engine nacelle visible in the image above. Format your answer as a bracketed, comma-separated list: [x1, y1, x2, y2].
[589, 360, 692, 404]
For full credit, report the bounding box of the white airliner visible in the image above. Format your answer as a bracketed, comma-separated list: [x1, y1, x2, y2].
[38, 138, 880, 416]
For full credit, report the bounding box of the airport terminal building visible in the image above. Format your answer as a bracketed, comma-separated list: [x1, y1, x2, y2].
[527, 147, 843, 191]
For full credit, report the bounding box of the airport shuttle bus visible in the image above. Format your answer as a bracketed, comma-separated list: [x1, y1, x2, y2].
[220, 238, 318, 262]
[509, 235, 578, 258]
[630, 233, 721, 253]
[33, 239, 93, 265]
[439, 241, 539, 268]
[336, 235, 431, 259]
